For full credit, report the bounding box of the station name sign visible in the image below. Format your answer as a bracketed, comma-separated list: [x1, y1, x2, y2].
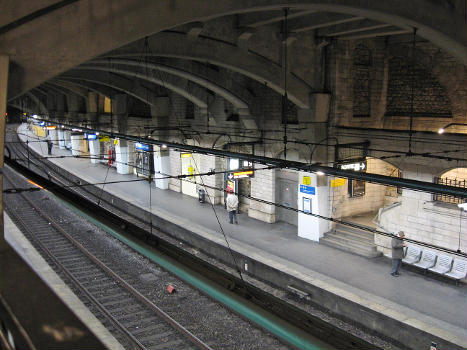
[135, 143, 151, 152]
[228, 170, 254, 179]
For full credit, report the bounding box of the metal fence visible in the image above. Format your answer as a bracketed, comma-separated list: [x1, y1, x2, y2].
[433, 177, 466, 204]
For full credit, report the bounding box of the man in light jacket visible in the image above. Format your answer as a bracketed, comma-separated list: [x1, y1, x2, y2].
[226, 189, 239, 224]
[391, 231, 405, 277]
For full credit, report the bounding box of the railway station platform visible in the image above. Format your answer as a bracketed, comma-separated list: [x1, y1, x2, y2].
[15, 124, 467, 350]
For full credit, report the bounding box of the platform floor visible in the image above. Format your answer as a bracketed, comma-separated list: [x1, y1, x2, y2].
[16, 125, 467, 345]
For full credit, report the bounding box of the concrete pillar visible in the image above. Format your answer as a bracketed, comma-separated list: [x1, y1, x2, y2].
[115, 139, 131, 174]
[249, 165, 276, 223]
[153, 148, 170, 189]
[89, 140, 100, 164]
[49, 128, 58, 145]
[64, 130, 71, 149]
[87, 92, 98, 113]
[57, 129, 66, 149]
[169, 150, 182, 192]
[70, 134, 82, 156]
[297, 172, 330, 241]
[199, 154, 222, 204]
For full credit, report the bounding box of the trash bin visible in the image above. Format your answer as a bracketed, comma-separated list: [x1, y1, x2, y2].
[198, 188, 206, 203]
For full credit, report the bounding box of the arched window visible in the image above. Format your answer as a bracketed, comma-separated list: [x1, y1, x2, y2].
[434, 168, 467, 204]
[352, 44, 372, 117]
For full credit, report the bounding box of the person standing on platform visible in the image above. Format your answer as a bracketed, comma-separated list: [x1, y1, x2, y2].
[391, 231, 405, 277]
[226, 189, 239, 224]
[46, 138, 53, 155]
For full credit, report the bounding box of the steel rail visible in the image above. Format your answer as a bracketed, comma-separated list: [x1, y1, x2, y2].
[3, 171, 213, 350]
[3, 174, 148, 350]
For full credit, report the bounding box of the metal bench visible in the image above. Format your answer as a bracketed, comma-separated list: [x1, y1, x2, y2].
[428, 254, 453, 275]
[412, 250, 437, 271]
[444, 258, 467, 283]
[402, 246, 421, 265]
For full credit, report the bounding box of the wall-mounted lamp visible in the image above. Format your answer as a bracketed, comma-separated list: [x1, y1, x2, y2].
[438, 123, 467, 134]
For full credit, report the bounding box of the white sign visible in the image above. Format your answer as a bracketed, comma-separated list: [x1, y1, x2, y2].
[340, 162, 366, 171]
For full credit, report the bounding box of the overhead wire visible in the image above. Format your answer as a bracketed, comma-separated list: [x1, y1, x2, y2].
[7, 130, 467, 257]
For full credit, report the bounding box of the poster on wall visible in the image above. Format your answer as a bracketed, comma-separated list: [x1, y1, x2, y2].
[303, 197, 311, 213]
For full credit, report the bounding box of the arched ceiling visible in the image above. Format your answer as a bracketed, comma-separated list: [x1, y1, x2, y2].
[1, 0, 465, 105]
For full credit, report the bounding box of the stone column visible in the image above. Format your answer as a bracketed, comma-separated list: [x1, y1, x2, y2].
[199, 154, 222, 204]
[70, 134, 82, 156]
[88, 139, 100, 164]
[115, 139, 131, 174]
[64, 130, 71, 149]
[153, 147, 170, 189]
[169, 149, 182, 192]
[249, 165, 276, 223]
[57, 129, 66, 149]
[49, 128, 58, 145]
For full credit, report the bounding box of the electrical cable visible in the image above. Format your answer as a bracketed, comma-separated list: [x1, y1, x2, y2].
[8, 134, 467, 257]
[189, 153, 248, 286]
[22, 120, 467, 162]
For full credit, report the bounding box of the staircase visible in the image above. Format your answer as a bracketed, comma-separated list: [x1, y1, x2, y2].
[321, 223, 382, 258]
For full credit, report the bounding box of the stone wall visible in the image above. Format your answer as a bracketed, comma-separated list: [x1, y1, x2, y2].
[249, 164, 276, 223]
[330, 38, 467, 133]
[377, 167, 467, 255]
[331, 158, 399, 218]
[169, 149, 181, 192]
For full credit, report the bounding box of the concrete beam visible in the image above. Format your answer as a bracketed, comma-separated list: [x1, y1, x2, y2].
[1, 0, 465, 99]
[186, 21, 204, 37]
[71, 66, 208, 109]
[89, 59, 249, 111]
[26, 90, 48, 115]
[318, 19, 393, 37]
[48, 80, 89, 99]
[238, 9, 317, 28]
[338, 26, 412, 40]
[104, 32, 311, 108]
[55, 78, 117, 100]
[289, 13, 365, 33]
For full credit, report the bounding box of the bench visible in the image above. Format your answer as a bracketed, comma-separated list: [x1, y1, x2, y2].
[444, 258, 467, 283]
[402, 246, 421, 265]
[412, 250, 437, 271]
[428, 254, 453, 275]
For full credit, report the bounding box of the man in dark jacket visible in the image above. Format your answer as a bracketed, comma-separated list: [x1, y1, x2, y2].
[391, 231, 405, 277]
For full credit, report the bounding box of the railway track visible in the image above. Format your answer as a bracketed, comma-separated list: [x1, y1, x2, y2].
[4, 127, 295, 350]
[5, 125, 386, 350]
[3, 169, 212, 350]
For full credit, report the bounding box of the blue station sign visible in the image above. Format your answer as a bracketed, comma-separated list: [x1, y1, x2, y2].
[135, 143, 151, 152]
[299, 185, 315, 195]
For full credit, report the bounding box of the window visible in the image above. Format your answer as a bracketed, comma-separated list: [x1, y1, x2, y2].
[352, 44, 372, 117]
[349, 179, 365, 197]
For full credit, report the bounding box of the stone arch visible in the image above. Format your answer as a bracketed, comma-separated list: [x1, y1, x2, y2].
[88, 59, 250, 114]
[434, 167, 467, 204]
[274, 148, 302, 162]
[4, 0, 465, 100]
